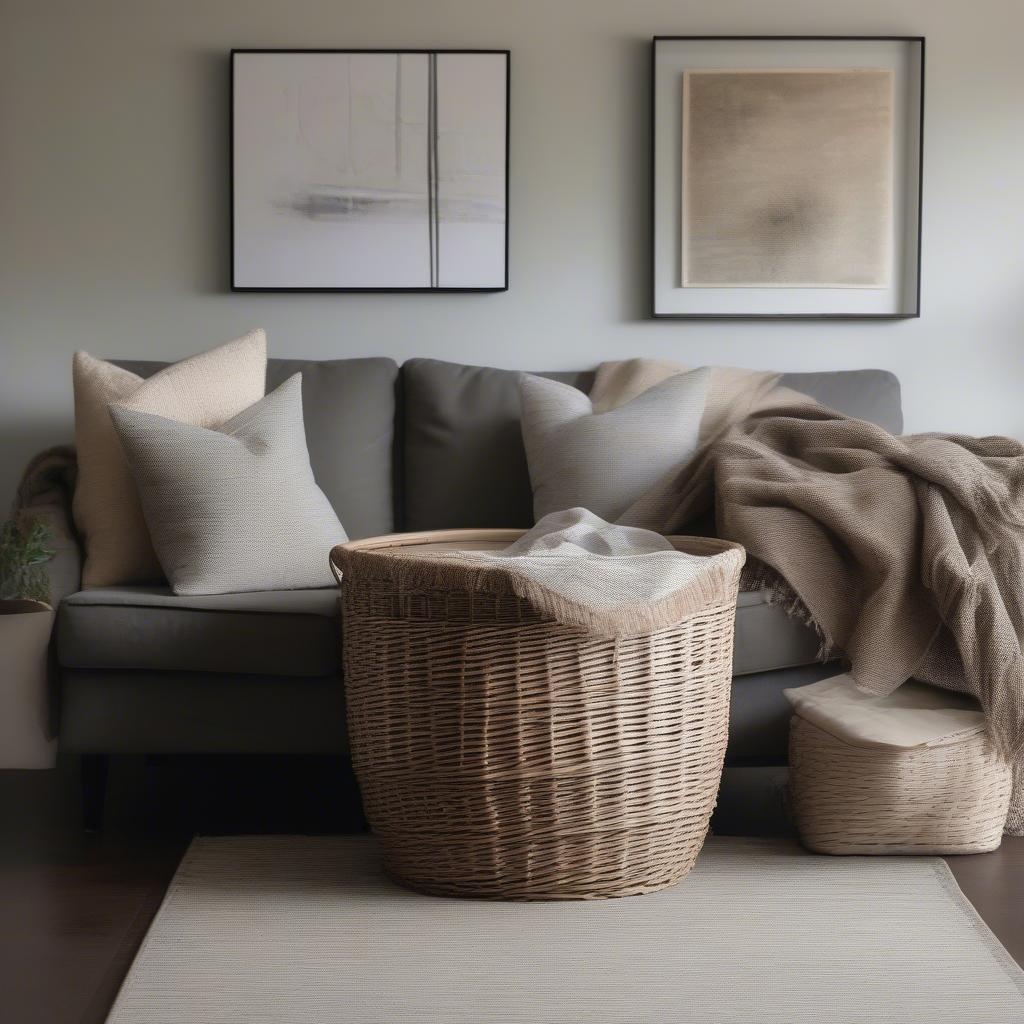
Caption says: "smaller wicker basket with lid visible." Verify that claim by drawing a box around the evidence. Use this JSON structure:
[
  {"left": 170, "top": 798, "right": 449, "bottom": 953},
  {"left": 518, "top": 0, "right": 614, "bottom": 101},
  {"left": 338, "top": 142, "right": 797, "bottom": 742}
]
[
  {"left": 786, "top": 674, "right": 1012, "bottom": 855},
  {"left": 331, "top": 527, "right": 745, "bottom": 900}
]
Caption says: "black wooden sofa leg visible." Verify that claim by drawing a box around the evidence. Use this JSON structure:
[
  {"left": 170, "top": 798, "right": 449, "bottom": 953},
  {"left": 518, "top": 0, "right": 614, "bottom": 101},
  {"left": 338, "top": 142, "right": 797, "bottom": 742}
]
[{"left": 81, "top": 753, "right": 109, "bottom": 832}]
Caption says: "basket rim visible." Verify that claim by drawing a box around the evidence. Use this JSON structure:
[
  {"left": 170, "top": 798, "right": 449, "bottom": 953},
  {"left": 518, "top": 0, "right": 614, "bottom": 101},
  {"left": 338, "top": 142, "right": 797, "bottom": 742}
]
[{"left": 330, "top": 529, "right": 744, "bottom": 577}]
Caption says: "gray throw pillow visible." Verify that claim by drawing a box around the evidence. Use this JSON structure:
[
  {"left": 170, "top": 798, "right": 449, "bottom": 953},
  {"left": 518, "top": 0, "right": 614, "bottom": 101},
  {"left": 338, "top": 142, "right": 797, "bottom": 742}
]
[
  {"left": 109, "top": 374, "right": 347, "bottom": 595},
  {"left": 519, "top": 368, "right": 711, "bottom": 523}
]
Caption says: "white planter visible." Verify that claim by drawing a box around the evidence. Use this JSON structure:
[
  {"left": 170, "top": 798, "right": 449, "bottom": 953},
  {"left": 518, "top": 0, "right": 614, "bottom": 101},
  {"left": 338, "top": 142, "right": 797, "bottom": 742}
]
[{"left": 0, "top": 600, "right": 57, "bottom": 769}]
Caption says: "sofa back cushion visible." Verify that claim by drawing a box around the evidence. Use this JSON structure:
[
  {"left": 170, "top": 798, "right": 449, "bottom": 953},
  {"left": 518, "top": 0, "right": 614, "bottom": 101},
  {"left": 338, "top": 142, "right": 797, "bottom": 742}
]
[
  {"left": 779, "top": 369, "right": 903, "bottom": 436},
  {"left": 115, "top": 356, "right": 397, "bottom": 539},
  {"left": 402, "top": 359, "right": 594, "bottom": 531},
  {"left": 401, "top": 358, "right": 903, "bottom": 532}
]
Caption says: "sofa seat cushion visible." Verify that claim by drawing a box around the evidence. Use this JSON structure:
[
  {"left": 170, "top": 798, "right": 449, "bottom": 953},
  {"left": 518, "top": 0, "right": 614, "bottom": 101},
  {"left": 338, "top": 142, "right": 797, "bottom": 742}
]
[
  {"left": 733, "top": 588, "right": 823, "bottom": 677},
  {"left": 58, "top": 586, "right": 339, "bottom": 677},
  {"left": 58, "top": 583, "right": 816, "bottom": 680}
]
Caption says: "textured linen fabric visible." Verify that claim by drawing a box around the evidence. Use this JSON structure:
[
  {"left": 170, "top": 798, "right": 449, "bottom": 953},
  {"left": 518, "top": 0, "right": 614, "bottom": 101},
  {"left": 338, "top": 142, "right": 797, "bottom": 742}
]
[
  {"left": 390, "top": 507, "right": 744, "bottom": 640},
  {"left": 104, "top": 835, "right": 1024, "bottom": 1024},
  {"left": 109, "top": 374, "right": 346, "bottom": 596},
  {"left": 596, "top": 359, "right": 1024, "bottom": 835},
  {"left": 72, "top": 330, "right": 267, "bottom": 587},
  {"left": 785, "top": 674, "right": 986, "bottom": 750},
  {"left": 591, "top": 360, "right": 815, "bottom": 447},
  {"left": 592, "top": 361, "right": 904, "bottom": 436},
  {"left": 519, "top": 368, "right": 711, "bottom": 522}
]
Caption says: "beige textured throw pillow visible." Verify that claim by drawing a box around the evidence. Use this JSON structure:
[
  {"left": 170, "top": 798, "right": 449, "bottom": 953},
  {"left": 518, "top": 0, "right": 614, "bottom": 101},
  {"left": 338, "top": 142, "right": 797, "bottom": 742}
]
[{"left": 72, "top": 329, "right": 267, "bottom": 587}]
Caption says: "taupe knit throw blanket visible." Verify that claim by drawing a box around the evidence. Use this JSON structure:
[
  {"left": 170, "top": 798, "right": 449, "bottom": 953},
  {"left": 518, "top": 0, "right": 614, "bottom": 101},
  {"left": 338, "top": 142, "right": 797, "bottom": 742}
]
[{"left": 593, "top": 360, "right": 1024, "bottom": 836}]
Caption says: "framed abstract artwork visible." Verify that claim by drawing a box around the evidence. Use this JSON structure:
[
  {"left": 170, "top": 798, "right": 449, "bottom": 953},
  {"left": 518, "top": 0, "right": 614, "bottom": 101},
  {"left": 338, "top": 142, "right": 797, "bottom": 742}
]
[
  {"left": 652, "top": 37, "right": 924, "bottom": 318},
  {"left": 231, "top": 49, "right": 509, "bottom": 291}
]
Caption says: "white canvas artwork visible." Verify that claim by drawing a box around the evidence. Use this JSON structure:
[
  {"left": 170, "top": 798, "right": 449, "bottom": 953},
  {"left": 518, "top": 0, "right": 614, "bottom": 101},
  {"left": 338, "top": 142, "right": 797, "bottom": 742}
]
[{"left": 232, "top": 51, "right": 508, "bottom": 290}]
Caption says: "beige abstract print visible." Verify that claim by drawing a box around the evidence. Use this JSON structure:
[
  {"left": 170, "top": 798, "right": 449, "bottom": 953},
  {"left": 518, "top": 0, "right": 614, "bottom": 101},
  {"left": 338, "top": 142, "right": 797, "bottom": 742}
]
[{"left": 682, "top": 69, "right": 894, "bottom": 288}]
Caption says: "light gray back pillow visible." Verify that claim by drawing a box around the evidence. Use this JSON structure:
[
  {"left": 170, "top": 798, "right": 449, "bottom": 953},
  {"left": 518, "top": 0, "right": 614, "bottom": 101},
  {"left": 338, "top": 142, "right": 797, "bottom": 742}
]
[
  {"left": 110, "top": 374, "right": 347, "bottom": 595},
  {"left": 519, "top": 368, "right": 711, "bottom": 523}
]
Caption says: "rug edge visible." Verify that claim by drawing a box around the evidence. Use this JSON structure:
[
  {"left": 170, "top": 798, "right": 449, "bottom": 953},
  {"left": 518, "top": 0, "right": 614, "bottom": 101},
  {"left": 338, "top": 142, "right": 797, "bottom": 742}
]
[
  {"left": 103, "top": 838, "right": 207, "bottom": 1024},
  {"left": 929, "top": 858, "right": 1024, "bottom": 995}
]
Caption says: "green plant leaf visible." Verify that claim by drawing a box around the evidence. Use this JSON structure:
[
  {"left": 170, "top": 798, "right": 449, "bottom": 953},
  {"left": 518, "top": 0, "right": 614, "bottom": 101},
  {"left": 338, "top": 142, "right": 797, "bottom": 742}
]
[{"left": 0, "top": 516, "right": 54, "bottom": 604}]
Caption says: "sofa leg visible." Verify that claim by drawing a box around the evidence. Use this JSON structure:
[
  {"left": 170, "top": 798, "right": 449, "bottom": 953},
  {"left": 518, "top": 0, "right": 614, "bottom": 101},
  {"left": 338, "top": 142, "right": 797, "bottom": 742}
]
[{"left": 81, "top": 754, "right": 109, "bottom": 832}]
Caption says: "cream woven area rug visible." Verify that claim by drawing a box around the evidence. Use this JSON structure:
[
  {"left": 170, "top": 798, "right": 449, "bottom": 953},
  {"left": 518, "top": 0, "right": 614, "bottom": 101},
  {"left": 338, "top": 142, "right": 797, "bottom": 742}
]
[{"left": 107, "top": 836, "right": 1024, "bottom": 1023}]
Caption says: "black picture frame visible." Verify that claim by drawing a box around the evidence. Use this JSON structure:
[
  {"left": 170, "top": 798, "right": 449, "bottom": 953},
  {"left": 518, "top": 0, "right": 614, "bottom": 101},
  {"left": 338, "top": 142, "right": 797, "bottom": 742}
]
[
  {"left": 651, "top": 36, "right": 925, "bottom": 319},
  {"left": 230, "top": 49, "right": 510, "bottom": 293}
]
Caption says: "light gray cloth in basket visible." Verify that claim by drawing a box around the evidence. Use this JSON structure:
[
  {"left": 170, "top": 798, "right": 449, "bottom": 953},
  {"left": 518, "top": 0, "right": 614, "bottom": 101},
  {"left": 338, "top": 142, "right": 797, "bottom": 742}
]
[{"left": 417, "top": 508, "right": 744, "bottom": 639}]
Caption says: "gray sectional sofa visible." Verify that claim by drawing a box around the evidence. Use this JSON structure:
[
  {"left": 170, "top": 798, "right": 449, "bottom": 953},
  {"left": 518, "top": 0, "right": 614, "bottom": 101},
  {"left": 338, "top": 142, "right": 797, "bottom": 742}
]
[{"left": 41, "top": 356, "right": 903, "bottom": 825}]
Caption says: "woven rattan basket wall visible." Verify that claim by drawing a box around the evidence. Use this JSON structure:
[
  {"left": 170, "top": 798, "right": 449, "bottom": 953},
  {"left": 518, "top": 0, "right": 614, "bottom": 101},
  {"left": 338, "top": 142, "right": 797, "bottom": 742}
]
[
  {"left": 331, "top": 529, "right": 744, "bottom": 900},
  {"left": 788, "top": 714, "right": 1012, "bottom": 855}
]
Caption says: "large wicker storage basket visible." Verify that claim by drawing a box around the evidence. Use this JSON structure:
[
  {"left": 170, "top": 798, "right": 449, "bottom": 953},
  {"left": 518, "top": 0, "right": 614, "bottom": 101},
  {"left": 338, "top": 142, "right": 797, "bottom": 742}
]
[
  {"left": 331, "top": 529, "right": 744, "bottom": 900},
  {"left": 789, "top": 710, "right": 1012, "bottom": 856}
]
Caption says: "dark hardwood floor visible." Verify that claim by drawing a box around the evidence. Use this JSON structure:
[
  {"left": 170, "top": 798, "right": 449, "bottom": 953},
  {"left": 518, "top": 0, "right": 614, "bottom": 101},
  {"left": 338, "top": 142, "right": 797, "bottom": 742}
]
[
  {"left": 1, "top": 757, "right": 1021, "bottom": 1024},
  {"left": 0, "top": 753, "right": 365, "bottom": 1024},
  {"left": 945, "top": 840, "right": 1024, "bottom": 968}
]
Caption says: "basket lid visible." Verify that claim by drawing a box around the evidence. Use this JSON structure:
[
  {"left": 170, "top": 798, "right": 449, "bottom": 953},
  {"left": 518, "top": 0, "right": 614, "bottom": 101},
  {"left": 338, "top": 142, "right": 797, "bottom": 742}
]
[
  {"left": 331, "top": 524, "right": 743, "bottom": 641},
  {"left": 785, "top": 674, "right": 987, "bottom": 750}
]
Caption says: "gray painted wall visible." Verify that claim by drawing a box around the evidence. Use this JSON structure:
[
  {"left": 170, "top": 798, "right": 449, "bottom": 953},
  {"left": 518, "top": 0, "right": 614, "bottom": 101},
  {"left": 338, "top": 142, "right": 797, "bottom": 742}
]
[{"left": 3, "top": 0, "right": 1023, "bottom": 508}]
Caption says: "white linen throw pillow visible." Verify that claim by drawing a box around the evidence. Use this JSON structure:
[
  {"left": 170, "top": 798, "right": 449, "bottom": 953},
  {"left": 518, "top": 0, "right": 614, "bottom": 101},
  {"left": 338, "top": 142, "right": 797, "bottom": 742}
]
[{"left": 109, "top": 374, "right": 347, "bottom": 596}]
